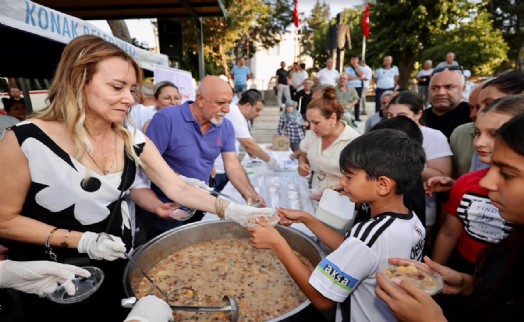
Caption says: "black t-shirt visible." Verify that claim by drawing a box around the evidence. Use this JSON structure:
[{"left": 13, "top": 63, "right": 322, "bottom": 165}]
[
  {"left": 294, "top": 90, "right": 313, "bottom": 115},
  {"left": 422, "top": 101, "right": 471, "bottom": 140},
  {"left": 276, "top": 68, "right": 289, "bottom": 85},
  {"left": 418, "top": 75, "right": 431, "bottom": 86}
]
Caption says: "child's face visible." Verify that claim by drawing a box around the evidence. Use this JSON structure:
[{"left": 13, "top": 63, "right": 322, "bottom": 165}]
[
  {"left": 480, "top": 139, "right": 524, "bottom": 224},
  {"left": 474, "top": 111, "right": 512, "bottom": 164},
  {"left": 286, "top": 105, "right": 294, "bottom": 113},
  {"left": 339, "top": 169, "right": 376, "bottom": 203}
]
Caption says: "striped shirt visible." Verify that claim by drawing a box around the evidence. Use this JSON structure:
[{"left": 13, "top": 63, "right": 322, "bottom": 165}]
[{"left": 310, "top": 212, "right": 425, "bottom": 322}]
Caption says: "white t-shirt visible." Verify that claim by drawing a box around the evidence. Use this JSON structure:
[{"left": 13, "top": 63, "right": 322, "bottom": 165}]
[
  {"left": 290, "top": 70, "right": 309, "bottom": 91},
  {"left": 214, "top": 103, "right": 251, "bottom": 174},
  {"left": 129, "top": 104, "right": 156, "bottom": 131},
  {"left": 421, "top": 126, "right": 453, "bottom": 226},
  {"left": 416, "top": 69, "right": 433, "bottom": 78},
  {"left": 316, "top": 68, "right": 340, "bottom": 86},
  {"left": 310, "top": 212, "right": 425, "bottom": 322},
  {"left": 299, "top": 123, "right": 360, "bottom": 191},
  {"left": 361, "top": 65, "right": 373, "bottom": 88},
  {"left": 421, "top": 126, "right": 453, "bottom": 161},
  {"left": 374, "top": 66, "right": 399, "bottom": 89}
]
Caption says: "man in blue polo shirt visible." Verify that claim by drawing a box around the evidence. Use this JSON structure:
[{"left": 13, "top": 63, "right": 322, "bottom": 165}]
[
  {"left": 231, "top": 57, "right": 252, "bottom": 94},
  {"left": 145, "top": 76, "right": 264, "bottom": 238}
]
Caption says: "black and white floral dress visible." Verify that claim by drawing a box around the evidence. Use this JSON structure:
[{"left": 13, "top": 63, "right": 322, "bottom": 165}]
[{"left": 7, "top": 121, "right": 147, "bottom": 321}]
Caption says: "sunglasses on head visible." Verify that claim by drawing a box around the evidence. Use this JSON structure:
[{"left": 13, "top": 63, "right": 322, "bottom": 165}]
[{"left": 431, "top": 65, "right": 464, "bottom": 76}]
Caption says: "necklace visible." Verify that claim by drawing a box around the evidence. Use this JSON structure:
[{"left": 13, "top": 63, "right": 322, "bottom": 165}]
[{"left": 86, "top": 131, "right": 118, "bottom": 175}]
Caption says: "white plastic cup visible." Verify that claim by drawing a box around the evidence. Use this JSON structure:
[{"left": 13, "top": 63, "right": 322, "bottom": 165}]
[{"left": 315, "top": 189, "right": 355, "bottom": 230}]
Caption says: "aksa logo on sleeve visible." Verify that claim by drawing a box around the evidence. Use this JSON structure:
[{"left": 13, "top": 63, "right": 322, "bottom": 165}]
[{"left": 317, "top": 259, "right": 359, "bottom": 291}]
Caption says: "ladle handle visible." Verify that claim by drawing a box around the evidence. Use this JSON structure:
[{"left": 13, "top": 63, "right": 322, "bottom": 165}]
[
  {"left": 170, "top": 305, "right": 233, "bottom": 313},
  {"left": 97, "top": 233, "right": 170, "bottom": 302},
  {"left": 124, "top": 254, "right": 170, "bottom": 301}
]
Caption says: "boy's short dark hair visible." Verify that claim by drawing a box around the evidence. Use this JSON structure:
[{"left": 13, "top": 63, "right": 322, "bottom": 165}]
[{"left": 339, "top": 129, "right": 426, "bottom": 194}]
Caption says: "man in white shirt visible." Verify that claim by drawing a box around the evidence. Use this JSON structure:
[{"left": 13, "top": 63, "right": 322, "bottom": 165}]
[
  {"left": 359, "top": 59, "right": 373, "bottom": 115},
  {"left": 435, "top": 52, "right": 460, "bottom": 69},
  {"left": 289, "top": 62, "right": 309, "bottom": 99},
  {"left": 315, "top": 58, "right": 340, "bottom": 87},
  {"left": 213, "top": 89, "right": 277, "bottom": 191},
  {"left": 373, "top": 55, "right": 399, "bottom": 112}
]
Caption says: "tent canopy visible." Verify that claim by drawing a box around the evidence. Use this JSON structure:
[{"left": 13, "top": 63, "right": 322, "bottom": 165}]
[
  {"left": 0, "top": 0, "right": 172, "bottom": 78},
  {"left": 34, "top": 0, "right": 226, "bottom": 20}
]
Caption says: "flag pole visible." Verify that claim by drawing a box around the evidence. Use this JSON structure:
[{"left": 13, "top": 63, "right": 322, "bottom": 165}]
[
  {"left": 362, "top": 36, "right": 366, "bottom": 62},
  {"left": 362, "top": 1, "right": 369, "bottom": 61}
]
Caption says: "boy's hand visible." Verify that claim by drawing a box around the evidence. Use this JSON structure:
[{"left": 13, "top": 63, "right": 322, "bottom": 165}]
[
  {"left": 277, "top": 207, "right": 308, "bottom": 224},
  {"left": 248, "top": 219, "right": 285, "bottom": 250}
]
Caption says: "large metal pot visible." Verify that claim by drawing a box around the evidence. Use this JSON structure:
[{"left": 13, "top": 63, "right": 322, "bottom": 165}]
[{"left": 123, "top": 220, "right": 325, "bottom": 321}]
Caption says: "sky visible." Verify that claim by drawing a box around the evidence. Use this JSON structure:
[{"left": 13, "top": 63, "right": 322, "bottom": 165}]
[{"left": 90, "top": 0, "right": 363, "bottom": 48}]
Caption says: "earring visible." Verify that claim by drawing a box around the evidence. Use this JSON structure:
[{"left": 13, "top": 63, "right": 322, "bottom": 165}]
[{"left": 331, "top": 122, "right": 335, "bottom": 128}]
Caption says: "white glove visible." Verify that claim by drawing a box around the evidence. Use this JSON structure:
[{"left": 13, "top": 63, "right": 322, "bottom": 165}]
[
  {"left": 178, "top": 175, "right": 213, "bottom": 192},
  {"left": 124, "top": 295, "right": 174, "bottom": 322},
  {"left": 0, "top": 260, "right": 91, "bottom": 297},
  {"left": 267, "top": 157, "right": 281, "bottom": 171},
  {"left": 225, "top": 203, "right": 276, "bottom": 227},
  {"left": 78, "top": 232, "right": 127, "bottom": 261}
]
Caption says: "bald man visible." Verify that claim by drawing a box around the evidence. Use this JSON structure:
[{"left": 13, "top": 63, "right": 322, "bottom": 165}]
[{"left": 145, "top": 76, "right": 264, "bottom": 237}]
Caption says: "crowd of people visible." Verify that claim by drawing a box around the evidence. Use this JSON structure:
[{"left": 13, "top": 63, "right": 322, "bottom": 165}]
[
  {"left": 2, "top": 34, "right": 524, "bottom": 322},
  {"left": 235, "top": 51, "right": 524, "bottom": 322}
]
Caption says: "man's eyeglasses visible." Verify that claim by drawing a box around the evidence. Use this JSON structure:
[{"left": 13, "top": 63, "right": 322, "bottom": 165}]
[{"left": 431, "top": 65, "right": 464, "bottom": 76}]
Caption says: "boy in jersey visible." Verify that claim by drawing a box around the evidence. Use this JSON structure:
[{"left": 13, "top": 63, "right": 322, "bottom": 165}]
[{"left": 248, "top": 129, "right": 426, "bottom": 322}]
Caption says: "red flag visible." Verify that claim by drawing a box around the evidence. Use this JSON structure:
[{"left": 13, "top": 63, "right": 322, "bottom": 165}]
[
  {"left": 362, "top": 2, "right": 370, "bottom": 39},
  {"left": 293, "top": 0, "right": 300, "bottom": 28}
]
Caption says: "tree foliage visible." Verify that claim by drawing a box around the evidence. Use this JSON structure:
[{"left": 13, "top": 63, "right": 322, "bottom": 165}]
[
  {"left": 421, "top": 11, "right": 508, "bottom": 76},
  {"left": 300, "top": 0, "right": 331, "bottom": 71},
  {"left": 487, "top": 0, "right": 524, "bottom": 69},
  {"left": 179, "top": 0, "right": 293, "bottom": 79},
  {"left": 299, "top": 1, "right": 507, "bottom": 86}
]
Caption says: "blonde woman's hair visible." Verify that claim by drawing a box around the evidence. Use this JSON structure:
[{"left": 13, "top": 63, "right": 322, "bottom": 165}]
[{"left": 35, "top": 35, "right": 144, "bottom": 172}]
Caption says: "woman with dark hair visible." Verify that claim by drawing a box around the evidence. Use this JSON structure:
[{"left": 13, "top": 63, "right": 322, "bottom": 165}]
[
  {"left": 376, "top": 110, "right": 524, "bottom": 322},
  {"left": 387, "top": 91, "right": 452, "bottom": 232},
  {"left": 478, "top": 71, "right": 524, "bottom": 109},
  {"left": 142, "top": 81, "right": 181, "bottom": 132},
  {"left": 297, "top": 86, "right": 360, "bottom": 205}
]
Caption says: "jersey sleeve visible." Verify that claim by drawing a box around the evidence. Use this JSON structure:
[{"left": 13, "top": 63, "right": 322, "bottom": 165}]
[{"left": 309, "top": 237, "right": 377, "bottom": 302}]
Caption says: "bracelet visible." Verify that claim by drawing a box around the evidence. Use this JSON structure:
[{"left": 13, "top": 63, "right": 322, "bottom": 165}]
[
  {"left": 45, "top": 227, "right": 59, "bottom": 262},
  {"left": 214, "top": 198, "right": 226, "bottom": 220},
  {"left": 61, "top": 229, "right": 72, "bottom": 248}
]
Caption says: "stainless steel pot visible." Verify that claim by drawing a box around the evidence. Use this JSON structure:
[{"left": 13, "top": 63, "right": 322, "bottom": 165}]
[{"left": 123, "top": 220, "right": 325, "bottom": 321}]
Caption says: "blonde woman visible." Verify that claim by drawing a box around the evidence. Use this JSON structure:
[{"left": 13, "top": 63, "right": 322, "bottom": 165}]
[{"left": 0, "top": 35, "right": 271, "bottom": 321}]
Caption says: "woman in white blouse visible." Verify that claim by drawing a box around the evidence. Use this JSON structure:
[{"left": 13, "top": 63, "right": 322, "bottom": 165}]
[{"left": 298, "top": 86, "right": 360, "bottom": 205}]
